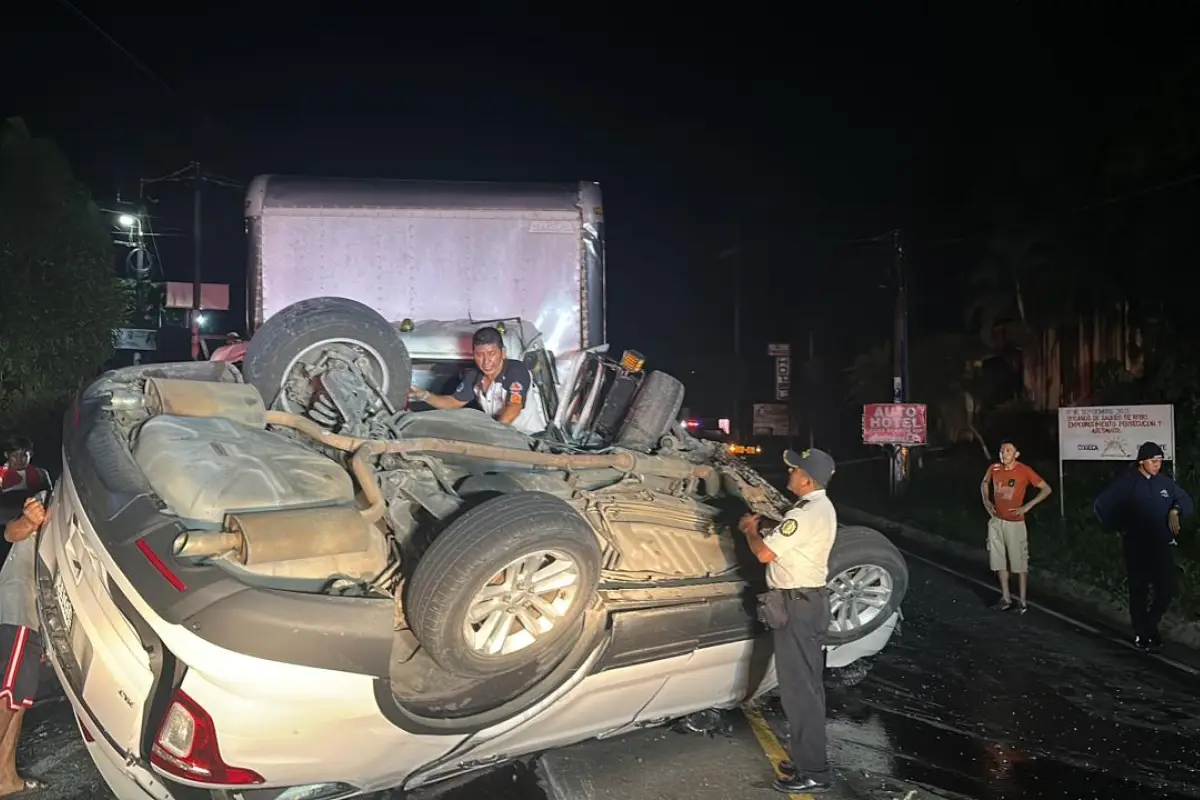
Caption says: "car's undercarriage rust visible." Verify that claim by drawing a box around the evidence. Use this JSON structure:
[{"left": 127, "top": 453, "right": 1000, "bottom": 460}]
[{"left": 262, "top": 410, "right": 718, "bottom": 524}]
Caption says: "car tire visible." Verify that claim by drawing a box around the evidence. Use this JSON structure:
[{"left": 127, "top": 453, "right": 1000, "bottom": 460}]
[
  {"left": 406, "top": 492, "right": 602, "bottom": 679},
  {"left": 614, "top": 371, "right": 685, "bottom": 453},
  {"left": 242, "top": 296, "right": 412, "bottom": 411},
  {"left": 825, "top": 526, "right": 908, "bottom": 645}
]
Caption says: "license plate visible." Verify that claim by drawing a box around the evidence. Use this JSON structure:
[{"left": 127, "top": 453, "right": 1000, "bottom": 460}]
[{"left": 54, "top": 570, "right": 74, "bottom": 632}]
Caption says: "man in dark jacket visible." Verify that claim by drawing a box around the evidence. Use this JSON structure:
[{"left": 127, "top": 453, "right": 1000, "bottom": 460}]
[{"left": 1093, "top": 441, "right": 1193, "bottom": 652}]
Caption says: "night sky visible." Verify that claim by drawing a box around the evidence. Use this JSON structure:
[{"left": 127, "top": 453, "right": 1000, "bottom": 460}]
[{"left": 4, "top": 4, "right": 1192, "bottom": 430}]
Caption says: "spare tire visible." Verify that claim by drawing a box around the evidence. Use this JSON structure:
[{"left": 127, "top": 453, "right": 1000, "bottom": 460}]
[
  {"left": 242, "top": 296, "right": 412, "bottom": 411},
  {"left": 406, "top": 492, "right": 601, "bottom": 679},
  {"left": 825, "top": 525, "right": 908, "bottom": 645},
  {"left": 614, "top": 371, "right": 685, "bottom": 452}
]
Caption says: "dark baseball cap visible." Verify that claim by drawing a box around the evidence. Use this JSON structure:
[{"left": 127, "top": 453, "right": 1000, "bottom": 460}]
[
  {"left": 1137, "top": 441, "right": 1165, "bottom": 461},
  {"left": 783, "top": 448, "right": 836, "bottom": 487}
]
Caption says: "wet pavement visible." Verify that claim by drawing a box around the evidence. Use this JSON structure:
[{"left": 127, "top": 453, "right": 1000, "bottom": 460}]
[{"left": 18, "top": 554, "right": 1200, "bottom": 799}]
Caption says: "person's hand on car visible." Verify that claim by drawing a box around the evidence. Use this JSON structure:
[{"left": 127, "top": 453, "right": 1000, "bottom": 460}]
[
  {"left": 408, "top": 387, "right": 429, "bottom": 403},
  {"left": 22, "top": 497, "right": 46, "bottom": 528},
  {"left": 738, "top": 513, "right": 760, "bottom": 536}
]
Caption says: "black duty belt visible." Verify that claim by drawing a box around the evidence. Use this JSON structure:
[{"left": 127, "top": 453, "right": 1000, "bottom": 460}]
[{"left": 778, "top": 587, "right": 828, "bottom": 599}]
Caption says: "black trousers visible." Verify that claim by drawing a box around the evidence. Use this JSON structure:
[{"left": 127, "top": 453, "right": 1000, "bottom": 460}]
[
  {"left": 1123, "top": 536, "right": 1176, "bottom": 640},
  {"left": 772, "top": 588, "right": 831, "bottom": 780}
]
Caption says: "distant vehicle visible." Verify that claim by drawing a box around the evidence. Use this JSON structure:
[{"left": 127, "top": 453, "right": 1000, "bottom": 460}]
[{"left": 38, "top": 297, "right": 908, "bottom": 799}]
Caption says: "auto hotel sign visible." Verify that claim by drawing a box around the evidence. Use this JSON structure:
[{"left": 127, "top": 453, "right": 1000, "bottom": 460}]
[{"left": 862, "top": 403, "right": 928, "bottom": 446}]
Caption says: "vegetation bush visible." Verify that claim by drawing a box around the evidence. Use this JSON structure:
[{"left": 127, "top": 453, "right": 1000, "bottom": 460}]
[{"left": 0, "top": 118, "right": 129, "bottom": 437}]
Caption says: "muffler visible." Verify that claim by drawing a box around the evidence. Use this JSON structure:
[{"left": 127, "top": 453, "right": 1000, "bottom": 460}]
[
  {"left": 173, "top": 506, "right": 388, "bottom": 581},
  {"left": 143, "top": 377, "right": 267, "bottom": 428}
]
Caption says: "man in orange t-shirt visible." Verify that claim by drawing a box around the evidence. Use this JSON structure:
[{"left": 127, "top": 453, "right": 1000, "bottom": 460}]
[{"left": 980, "top": 440, "right": 1053, "bottom": 613}]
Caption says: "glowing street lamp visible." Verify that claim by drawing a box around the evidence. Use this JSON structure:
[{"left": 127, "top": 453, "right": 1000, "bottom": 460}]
[{"left": 117, "top": 214, "right": 137, "bottom": 228}]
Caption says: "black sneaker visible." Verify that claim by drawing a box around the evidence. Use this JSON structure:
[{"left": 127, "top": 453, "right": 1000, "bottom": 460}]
[
  {"left": 1133, "top": 636, "right": 1151, "bottom": 652},
  {"left": 1016, "top": 602, "right": 1028, "bottom": 615},
  {"left": 994, "top": 598, "right": 1013, "bottom": 611},
  {"left": 1146, "top": 634, "right": 1164, "bottom": 653}
]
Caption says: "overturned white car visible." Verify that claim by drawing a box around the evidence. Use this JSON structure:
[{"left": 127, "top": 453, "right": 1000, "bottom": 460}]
[{"left": 37, "top": 297, "right": 907, "bottom": 800}]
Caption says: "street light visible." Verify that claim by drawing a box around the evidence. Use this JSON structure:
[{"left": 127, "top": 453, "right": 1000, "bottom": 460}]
[{"left": 117, "top": 214, "right": 137, "bottom": 228}]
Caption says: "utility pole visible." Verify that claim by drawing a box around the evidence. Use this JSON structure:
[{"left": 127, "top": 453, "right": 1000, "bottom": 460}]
[
  {"left": 139, "top": 162, "right": 244, "bottom": 360},
  {"left": 719, "top": 227, "right": 743, "bottom": 441},
  {"left": 191, "top": 163, "right": 203, "bottom": 360},
  {"left": 808, "top": 328, "right": 815, "bottom": 451},
  {"left": 733, "top": 226, "right": 742, "bottom": 442},
  {"left": 890, "top": 229, "right": 910, "bottom": 496}
]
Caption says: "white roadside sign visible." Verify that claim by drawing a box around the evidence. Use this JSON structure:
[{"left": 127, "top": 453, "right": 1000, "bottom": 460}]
[{"left": 1057, "top": 404, "right": 1175, "bottom": 461}]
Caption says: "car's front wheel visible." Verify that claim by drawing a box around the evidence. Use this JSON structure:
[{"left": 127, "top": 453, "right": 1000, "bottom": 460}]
[
  {"left": 405, "top": 492, "right": 602, "bottom": 679},
  {"left": 825, "top": 526, "right": 908, "bottom": 645}
]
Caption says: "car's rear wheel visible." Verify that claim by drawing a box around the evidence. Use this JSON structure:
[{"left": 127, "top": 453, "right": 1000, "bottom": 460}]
[
  {"left": 242, "top": 296, "right": 413, "bottom": 413},
  {"left": 406, "top": 492, "right": 602, "bottom": 679},
  {"left": 825, "top": 526, "right": 908, "bottom": 645}
]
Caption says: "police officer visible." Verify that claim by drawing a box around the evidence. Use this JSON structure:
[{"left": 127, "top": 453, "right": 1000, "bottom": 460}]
[
  {"left": 1093, "top": 441, "right": 1194, "bottom": 652},
  {"left": 739, "top": 448, "right": 837, "bottom": 794}
]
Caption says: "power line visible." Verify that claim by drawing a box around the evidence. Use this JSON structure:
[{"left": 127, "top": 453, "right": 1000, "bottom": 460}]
[
  {"left": 141, "top": 164, "right": 196, "bottom": 185},
  {"left": 54, "top": 0, "right": 183, "bottom": 103},
  {"left": 54, "top": 0, "right": 230, "bottom": 138},
  {"left": 1075, "top": 169, "right": 1200, "bottom": 213}
]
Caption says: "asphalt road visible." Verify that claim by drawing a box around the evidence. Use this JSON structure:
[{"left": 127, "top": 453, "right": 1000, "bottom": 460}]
[{"left": 17, "top": 553, "right": 1200, "bottom": 800}]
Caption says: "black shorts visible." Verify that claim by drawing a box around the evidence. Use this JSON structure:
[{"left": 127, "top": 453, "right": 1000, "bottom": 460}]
[{"left": 0, "top": 624, "right": 42, "bottom": 712}]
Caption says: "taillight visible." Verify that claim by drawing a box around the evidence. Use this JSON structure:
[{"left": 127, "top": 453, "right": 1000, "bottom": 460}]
[
  {"left": 136, "top": 538, "right": 187, "bottom": 592},
  {"left": 150, "top": 690, "right": 264, "bottom": 785}
]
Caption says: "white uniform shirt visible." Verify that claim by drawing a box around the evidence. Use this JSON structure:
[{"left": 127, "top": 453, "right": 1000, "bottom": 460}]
[
  {"left": 453, "top": 360, "right": 546, "bottom": 435},
  {"left": 474, "top": 380, "right": 545, "bottom": 434},
  {"left": 761, "top": 489, "right": 837, "bottom": 589}
]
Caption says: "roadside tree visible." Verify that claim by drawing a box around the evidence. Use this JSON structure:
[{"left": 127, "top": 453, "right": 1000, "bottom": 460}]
[{"left": 0, "top": 117, "right": 130, "bottom": 430}]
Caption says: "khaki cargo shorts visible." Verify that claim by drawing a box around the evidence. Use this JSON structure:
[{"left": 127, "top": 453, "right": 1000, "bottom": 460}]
[{"left": 987, "top": 517, "right": 1029, "bottom": 573}]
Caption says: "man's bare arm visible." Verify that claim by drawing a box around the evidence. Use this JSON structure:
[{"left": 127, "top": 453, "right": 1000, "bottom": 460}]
[
  {"left": 5, "top": 516, "right": 36, "bottom": 543},
  {"left": 409, "top": 389, "right": 468, "bottom": 410},
  {"left": 980, "top": 471, "right": 997, "bottom": 517},
  {"left": 5, "top": 499, "right": 45, "bottom": 543},
  {"left": 496, "top": 400, "right": 523, "bottom": 424},
  {"left": 739, "top": 513, "right": 776, "bottom": 564},
  {"left": 1020, "top": 480, "right": 1053, "bottom": 514}
]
